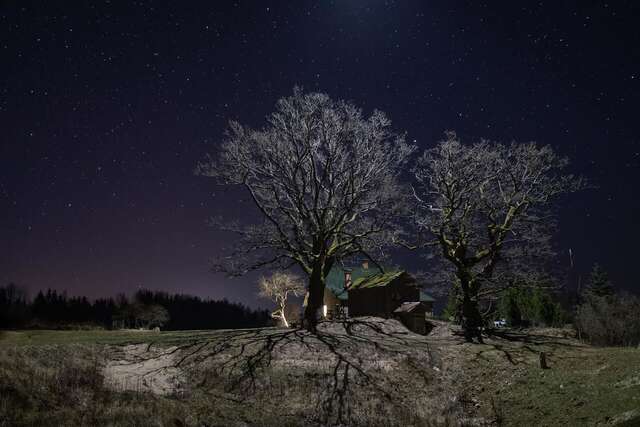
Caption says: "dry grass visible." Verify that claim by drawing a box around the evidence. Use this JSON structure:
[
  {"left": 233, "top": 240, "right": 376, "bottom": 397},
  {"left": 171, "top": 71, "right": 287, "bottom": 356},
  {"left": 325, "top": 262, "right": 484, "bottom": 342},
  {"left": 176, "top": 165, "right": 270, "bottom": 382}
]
[
  {"left": 0, "top": 319, "right": 465, "bottom": 426},
  {"left": 3, "top": 320, "right": 637, "bottom": 426},
  {"left": 0, "top": 345, "right": 188, "bottom": 426},
  {"left": 431, "top": 326, "right": 640, "bottom": 426}
]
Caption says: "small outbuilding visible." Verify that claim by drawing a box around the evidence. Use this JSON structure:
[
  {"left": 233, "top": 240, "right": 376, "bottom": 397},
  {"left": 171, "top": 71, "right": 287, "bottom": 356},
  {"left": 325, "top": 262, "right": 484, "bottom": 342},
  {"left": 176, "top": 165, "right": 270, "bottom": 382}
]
[{"left": 394, "top": 302, "right": 430, "bottom": 334}]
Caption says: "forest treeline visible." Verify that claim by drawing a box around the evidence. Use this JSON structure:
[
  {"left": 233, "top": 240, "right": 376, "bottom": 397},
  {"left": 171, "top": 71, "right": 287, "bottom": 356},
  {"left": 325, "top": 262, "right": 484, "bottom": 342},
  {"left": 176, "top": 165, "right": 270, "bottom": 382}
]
[{"left": 0, "top": 284, "right": 271, "bottom": 330}]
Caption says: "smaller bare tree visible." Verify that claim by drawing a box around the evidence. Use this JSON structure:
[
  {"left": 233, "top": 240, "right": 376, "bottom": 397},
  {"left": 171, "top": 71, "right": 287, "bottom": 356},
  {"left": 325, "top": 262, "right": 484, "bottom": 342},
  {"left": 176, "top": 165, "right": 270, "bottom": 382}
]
[
  {"left": 409, "top": 131, "right": 585, "bottom": 341},
  {"left": 258, "top": 272, "right": 305, "bottom": 328}
]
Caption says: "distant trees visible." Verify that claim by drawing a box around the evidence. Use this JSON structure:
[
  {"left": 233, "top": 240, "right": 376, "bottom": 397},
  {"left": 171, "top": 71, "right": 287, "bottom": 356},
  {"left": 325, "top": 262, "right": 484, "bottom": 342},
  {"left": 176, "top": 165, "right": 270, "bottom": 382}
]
[
  {"left": 497, "top": 287, "right": 568, "bottom": 327},
  {"left": 0, "top": 283, "right": 29, "bottom": 328},
  {"left": 113, "top": 302, "right": 170, "bottom": 329},
  {"left": 130, "top": 289, "right": 270, "bottom": 330},
  {"left": 576, "top": 293, "right": 640, "bottom": 347},
  {"left": 0, "top": 284, "right": 270, "bottom": 330},
  {"left": 198, "top": 88, "right": 414, "bottom": 331},
  {"left": 140, "top": 304, "right": 170, "bottom": 329},
  {"left": 31, "top": 289, "right": 94, "bottom": 326},
  {"left": 584, "top": 263, "right": 614, "bottom": 299},
  {"left": 409, "top": 132, "right": 584, "bottom": 341},
  {"left": 575, "top": 264, "right": 640, "bottom": 346},
  {"left": 258, "top": 272, "right": 305, "bottom": 327}
]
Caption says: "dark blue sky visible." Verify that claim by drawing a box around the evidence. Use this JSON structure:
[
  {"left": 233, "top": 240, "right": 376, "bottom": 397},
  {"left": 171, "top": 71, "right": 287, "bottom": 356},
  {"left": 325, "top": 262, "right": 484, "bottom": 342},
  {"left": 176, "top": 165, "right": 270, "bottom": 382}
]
[{"left": 2, "top": 1, "right": 639, "bottom": 307}]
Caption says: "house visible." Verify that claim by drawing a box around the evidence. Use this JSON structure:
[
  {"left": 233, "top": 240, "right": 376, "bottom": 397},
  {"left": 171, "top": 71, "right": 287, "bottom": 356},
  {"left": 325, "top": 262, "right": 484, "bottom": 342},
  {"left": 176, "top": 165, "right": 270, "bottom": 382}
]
[
  {"left": 347, "top": 270, "right": 435, "bottom": 333},
  {"left": 348, "top": 270, "right": 433, "bottom": 317},
  {"left": 302, "top": 261, "right": 436, "bottom": 333},
  {"left": 319, "top": 260, "right": 381, "bottom": 318}
]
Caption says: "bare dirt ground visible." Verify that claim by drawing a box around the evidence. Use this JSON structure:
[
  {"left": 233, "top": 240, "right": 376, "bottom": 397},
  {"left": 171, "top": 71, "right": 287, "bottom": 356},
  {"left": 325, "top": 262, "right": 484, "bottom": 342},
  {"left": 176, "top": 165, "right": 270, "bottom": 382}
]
[
  {"left": 99, "top": 319, "right": 571, "bottom": 425},
  {"left": 100, "top": 317, "right": 473, "bottom": 426},
  {"left": 103, "top": 344, "right": 183, "bottom": 395}
]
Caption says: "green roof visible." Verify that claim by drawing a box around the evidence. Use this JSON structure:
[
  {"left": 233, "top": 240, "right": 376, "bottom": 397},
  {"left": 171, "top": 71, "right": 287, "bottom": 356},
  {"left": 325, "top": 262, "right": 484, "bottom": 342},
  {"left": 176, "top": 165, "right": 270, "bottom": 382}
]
[
  {"left": 325, "top": 266, "right": 436, "bottom": 303},
  {"left": 350, "top": 270, "right": 436, "bottom": 302},
  {"left": 325, "top": 264, "right": 382, "bottom": 300},
  {"left": 420, "top": 290, "right": 435, "bottom": 302},
  {"left": 350, "top": 270, "right": 404, "bottom": 289}
]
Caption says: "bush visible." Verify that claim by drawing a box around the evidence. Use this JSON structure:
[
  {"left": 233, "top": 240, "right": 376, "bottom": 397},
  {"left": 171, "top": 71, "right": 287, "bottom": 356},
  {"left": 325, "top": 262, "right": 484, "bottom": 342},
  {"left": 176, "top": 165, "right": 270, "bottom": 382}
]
[
  {"left": 497, "top": 287, "right": 568, "bottom": 328},
  {"left": 575, "top": 293, "right": 640, "bottom": 347}
]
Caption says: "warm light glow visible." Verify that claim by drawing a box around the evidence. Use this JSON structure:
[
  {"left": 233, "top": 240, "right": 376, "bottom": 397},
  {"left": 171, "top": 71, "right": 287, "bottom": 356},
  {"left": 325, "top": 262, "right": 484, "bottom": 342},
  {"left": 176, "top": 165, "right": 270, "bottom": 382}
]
[{"left": 322, "top": 304, "right": 328, "bottom": 318}]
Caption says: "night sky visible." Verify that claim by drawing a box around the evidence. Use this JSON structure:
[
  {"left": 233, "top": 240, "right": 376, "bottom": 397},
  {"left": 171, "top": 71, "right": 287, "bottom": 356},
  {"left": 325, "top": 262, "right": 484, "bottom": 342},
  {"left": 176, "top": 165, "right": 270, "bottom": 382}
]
[{"left": 2, "top": 1, "right": 639, "bottom": 308}]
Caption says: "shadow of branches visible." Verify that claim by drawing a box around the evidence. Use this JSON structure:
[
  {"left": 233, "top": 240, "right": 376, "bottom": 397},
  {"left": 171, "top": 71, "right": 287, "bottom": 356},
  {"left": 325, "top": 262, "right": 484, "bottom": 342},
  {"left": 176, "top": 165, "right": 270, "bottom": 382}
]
[
  {"left": 116, "top": 318, "right": 457, "bottom": 426},
  {"left": 469, "top": 328, "right": 587, "bottom": 368}
]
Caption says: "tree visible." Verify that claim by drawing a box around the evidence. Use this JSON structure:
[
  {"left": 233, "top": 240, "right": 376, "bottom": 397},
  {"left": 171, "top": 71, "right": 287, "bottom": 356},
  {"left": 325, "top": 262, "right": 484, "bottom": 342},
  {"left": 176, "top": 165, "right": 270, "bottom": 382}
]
[
  {"left": 197, "top": 88, "right": 414, "bottom": 331},
  {"left": 584, "top": 263, "right": 614, "bottom": 298},
  {"left": 139, "top": 304, "right": 170, "bottom": 329},
  {"left": 441, "top": 281, "right": 462, "bottom": 322},
  {"left": 0, "top": 283, "right": 29, "bottom": 328},
  {"left": 497, "top": 287, "right": 567, "bottom": 327},
  {"left": 258, "top": 272, "right": 305, "bottom": 327},
  {"left": 410, "top": 132, "right": 584, "bottom": 341}
]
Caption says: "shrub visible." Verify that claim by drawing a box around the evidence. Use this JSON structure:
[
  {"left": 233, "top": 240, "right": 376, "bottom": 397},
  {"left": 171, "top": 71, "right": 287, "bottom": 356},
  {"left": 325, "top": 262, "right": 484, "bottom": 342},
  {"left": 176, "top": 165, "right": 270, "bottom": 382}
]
[
  {"left": 575, "top": 293, "right": 640, "bottom": 347},
  {"left": 497, "top": 287, "right": 568, "bottom": 328}
]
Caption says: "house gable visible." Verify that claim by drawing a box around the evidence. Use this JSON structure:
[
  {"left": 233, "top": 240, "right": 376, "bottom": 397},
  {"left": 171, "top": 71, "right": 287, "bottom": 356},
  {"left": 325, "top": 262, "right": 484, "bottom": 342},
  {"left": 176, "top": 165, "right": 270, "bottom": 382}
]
[{"left": 324, "top": 263, "right": 382, "bottom": 301}]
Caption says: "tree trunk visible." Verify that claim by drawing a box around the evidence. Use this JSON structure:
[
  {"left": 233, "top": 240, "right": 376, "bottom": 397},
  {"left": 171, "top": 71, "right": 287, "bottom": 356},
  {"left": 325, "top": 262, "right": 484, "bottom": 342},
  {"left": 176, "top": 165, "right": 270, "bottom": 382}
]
[
  {"left": 303, "top": 263, "right": 325, "bottom": 333},
  {"left": 278, "top": 302, "right": 290, "bottom": 328},
  {"left": 459, "top": 274, "right": 484, "bottom": 343}
]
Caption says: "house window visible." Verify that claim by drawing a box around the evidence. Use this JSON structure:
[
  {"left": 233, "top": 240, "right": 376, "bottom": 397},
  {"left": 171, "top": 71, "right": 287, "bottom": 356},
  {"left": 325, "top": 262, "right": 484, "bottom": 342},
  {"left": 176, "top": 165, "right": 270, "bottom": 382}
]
[
  {"left": 344, "top": 272, "right": 352, "bottom": 288},
  {"left": 323, "top": 304, "right": 328, "bottom": 318}
]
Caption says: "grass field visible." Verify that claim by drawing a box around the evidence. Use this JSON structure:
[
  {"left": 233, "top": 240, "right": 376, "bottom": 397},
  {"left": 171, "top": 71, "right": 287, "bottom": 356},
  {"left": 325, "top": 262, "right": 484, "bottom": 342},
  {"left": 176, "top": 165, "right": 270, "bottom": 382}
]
[
  {"left": 0, "top": 328, "right": 259, "bottom": 346},
  {"left": 1, "top": 322, "right": 639, "bottom": 426},
  {"left": 1, "top": 320, "right": 458, "bottom": 426},
  {"left": 440, "top": 329, "right": 640, "bottom": 426}
]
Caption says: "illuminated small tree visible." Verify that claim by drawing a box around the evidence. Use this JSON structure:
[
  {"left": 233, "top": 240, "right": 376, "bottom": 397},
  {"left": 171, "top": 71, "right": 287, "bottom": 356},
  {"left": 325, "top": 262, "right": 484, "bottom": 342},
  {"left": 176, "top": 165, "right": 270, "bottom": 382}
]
[{"left": 258, "top": 272, "right": 305, "bottom": 328}]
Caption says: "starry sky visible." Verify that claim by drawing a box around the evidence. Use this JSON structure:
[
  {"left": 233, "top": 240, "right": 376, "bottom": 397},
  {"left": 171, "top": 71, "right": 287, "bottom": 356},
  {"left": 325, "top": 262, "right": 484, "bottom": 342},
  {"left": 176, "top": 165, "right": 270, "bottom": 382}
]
[{"left": 2, "top": 1, "right": 639, "bottom": 307}]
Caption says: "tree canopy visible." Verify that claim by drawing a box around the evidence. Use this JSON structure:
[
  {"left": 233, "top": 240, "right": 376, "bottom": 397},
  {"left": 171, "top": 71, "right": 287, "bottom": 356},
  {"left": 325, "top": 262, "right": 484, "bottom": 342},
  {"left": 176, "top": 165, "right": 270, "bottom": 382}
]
[
  {"left": 410, "top": 132, "right": 584, "bottom": 340},
  {"left": 198, "top": 88, "right": 414, "bottom": 329}
]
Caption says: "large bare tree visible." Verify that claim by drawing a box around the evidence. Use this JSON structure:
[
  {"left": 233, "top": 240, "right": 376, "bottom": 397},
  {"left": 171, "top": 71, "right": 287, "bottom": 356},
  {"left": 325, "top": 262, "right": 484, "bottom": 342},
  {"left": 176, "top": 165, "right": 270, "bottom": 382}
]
[
  {"left": 410, "top": 132, "right": 584, "bottom": 341},
  {"left": 197, "top": 88, "right": 414, "bottom": 331}
]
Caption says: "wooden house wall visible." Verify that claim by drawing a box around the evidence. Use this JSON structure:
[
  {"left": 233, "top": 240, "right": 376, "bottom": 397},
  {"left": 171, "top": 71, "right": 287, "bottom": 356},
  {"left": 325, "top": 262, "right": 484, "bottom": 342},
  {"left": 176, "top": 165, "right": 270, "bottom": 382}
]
[
  {"left": 349, "top": 276, "right": 422, "bottom": 318},
  {"left": 348, "top": 287, "right": 386, "bottom": 317}
]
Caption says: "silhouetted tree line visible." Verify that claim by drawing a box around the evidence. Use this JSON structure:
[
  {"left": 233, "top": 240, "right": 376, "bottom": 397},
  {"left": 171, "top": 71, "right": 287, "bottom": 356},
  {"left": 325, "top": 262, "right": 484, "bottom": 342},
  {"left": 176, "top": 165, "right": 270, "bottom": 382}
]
[{"left": 0, "top": 284, "right": 270, "bottom": 330}]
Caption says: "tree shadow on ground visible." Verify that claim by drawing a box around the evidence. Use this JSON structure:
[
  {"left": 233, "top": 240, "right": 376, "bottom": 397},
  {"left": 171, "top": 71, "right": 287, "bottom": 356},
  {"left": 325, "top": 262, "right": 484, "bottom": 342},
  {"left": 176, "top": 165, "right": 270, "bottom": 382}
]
[
  {"left": 116, "top": 318, "right": 455, "bottom": 426},
  {"left": 469, "top": 328, "right": 587, "bottom": 367}
]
